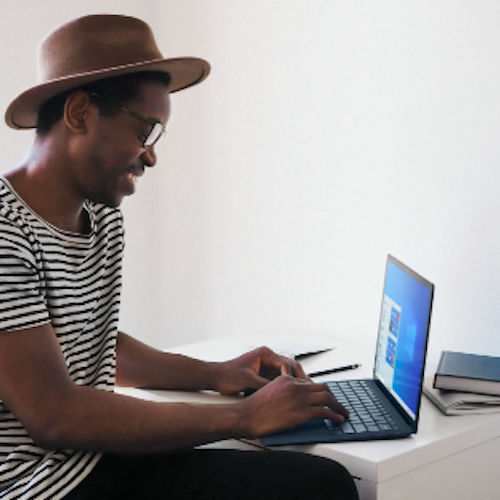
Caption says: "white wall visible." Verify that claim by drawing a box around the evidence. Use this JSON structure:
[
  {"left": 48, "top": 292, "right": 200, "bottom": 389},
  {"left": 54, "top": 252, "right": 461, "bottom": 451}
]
[
  {"left": 123, "top": 0, "right": 500, "bottom": 362},
  {"left": 2, "top": 2, "right": 500, "bottom": 363}
]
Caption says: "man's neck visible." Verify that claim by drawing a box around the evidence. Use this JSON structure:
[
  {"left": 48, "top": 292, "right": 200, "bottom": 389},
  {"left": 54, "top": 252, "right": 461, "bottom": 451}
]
[{"left": 5, "top": 143, "right": 89, "bottom": 234}]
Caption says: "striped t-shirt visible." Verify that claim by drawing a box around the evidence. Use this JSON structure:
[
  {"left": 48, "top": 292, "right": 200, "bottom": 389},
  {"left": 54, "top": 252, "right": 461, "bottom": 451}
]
[{"left": 0, "top": 178, "right": 124, "bottom": 499}]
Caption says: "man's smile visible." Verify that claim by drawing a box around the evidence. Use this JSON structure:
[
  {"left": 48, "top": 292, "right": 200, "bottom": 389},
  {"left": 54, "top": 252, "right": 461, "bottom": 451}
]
[{"left": 126, "top": 172, "right": 138, "bottom": 185}]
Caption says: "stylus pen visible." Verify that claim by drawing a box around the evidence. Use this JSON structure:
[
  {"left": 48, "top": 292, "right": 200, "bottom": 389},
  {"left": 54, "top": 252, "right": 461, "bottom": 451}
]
[
  {"left": 294, "top": 348, "right": 332, "bottom": 361},
  {"left": 307, "top": 363, "right": 361, "bottom": 378}
]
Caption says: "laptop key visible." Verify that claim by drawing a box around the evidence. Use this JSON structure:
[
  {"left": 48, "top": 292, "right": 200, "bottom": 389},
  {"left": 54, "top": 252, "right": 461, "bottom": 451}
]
[
  {"left": 325, "top": 420, "right": 361, "bottom": 435},
  {"left": 340, "top": 422, "right": 356, "bottom": 434},
  {"left": 325, "top": 420, "right": 342, "bottom": 434},
  {"left": 352, "top": 423, "right": 367, "bottom": 433},
  {"left": 361, "top": 418, "right": 376, "bottom": 426}
]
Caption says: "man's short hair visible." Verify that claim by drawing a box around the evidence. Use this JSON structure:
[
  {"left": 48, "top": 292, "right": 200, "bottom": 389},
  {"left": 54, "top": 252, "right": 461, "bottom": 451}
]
[{"left": 36, "top": 71, "right": 171, "bottom": 135}]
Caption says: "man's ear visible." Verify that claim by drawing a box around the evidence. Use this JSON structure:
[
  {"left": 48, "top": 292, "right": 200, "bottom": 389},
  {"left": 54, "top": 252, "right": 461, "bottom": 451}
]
[{"left": 63, "top": 91, "right": 92, "bottom": 133}]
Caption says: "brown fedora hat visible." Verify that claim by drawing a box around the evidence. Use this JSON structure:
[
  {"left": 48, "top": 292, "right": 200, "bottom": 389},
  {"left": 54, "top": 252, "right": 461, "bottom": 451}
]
[{"left": 5, "top": 14, "right": 211, "bottom": 129}]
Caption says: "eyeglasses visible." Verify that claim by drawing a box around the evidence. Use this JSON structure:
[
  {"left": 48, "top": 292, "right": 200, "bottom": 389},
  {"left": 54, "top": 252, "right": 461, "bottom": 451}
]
[{"left": 88, "top": 92, "right": 166, "bottom": 149}]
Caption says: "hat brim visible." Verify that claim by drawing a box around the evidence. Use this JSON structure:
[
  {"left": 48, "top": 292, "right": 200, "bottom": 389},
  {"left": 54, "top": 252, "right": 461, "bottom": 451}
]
[{"left": 5, "top": 57, "right": 210, "bottom": 129}]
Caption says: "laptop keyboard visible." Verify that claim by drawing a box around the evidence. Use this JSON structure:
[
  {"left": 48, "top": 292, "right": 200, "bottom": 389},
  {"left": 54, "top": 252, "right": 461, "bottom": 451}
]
[{"left": 325, "top": 380, "right": 400, "bottom": 435}]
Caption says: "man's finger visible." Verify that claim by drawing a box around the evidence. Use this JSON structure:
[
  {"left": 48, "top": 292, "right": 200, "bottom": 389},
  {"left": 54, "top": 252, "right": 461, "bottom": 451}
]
[{"left": 268, "top": 353, "right": 306, "bottom": 379}]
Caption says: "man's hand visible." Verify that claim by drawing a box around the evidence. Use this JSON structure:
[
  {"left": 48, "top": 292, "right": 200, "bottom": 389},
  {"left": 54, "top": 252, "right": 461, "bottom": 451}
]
[
  {"left": 236, "top": 375, "right": 349, "bottom": 439},
  {"left": 213, "top": 346, "right": 307, "bottom": 396},
  {"left": 211, "top": 346, "right": 349, "bottom": 439}
]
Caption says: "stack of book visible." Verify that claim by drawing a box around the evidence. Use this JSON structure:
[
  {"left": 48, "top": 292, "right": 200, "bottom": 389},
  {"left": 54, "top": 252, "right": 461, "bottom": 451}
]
[{"left": 424, "top": 351, "right": 500, "bottom": 415}]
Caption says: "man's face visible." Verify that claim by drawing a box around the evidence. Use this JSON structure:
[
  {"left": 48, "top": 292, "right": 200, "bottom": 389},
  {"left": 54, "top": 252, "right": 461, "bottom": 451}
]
[{"left": 77, "top": 81, "right": 171, "bottom": 208}]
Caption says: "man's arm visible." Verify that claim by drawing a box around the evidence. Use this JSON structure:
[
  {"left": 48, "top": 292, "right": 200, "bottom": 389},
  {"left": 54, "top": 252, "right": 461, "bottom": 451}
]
[
  {"left": 115, "top": 331, "right": 306, "bottom": 394},
  {"left": 0, "top": 325, "right": 347, "bottom": 455},
  {"left": 115, "top": 331, "right": 221, "bottom": 390}
]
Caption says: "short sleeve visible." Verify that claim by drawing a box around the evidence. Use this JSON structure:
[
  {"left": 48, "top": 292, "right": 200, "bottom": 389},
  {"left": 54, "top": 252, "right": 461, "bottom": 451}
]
[{"left": 0, "top": 209, "right": 50, "bottom": 332}]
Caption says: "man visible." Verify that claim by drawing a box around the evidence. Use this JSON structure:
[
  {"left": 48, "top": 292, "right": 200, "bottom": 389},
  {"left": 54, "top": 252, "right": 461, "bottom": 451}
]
[{"left": 0, "top": 14, "right": 358, "bottom": 500}]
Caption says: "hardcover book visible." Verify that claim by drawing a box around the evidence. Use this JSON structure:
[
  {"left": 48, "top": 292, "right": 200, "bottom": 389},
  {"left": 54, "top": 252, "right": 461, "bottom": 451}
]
[{"left": 433, "top": 351, "right": 500, "bottom": 396}]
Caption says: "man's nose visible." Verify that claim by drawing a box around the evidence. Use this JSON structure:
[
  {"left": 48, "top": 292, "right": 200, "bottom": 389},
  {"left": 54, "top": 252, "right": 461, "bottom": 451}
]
[{"left": 141, "top": 145, "right": 157, "bottom": 167}]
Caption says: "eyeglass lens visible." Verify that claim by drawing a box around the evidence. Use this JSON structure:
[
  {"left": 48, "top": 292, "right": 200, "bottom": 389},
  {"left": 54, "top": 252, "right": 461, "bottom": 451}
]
[{"left": 144, "top": 122, "right": 165, "bottom": 148}]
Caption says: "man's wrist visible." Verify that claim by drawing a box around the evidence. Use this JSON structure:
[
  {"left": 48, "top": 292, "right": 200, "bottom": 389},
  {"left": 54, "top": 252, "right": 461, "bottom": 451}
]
[{"left": 204, "top": 360, "right": 224, "bottom": 393}]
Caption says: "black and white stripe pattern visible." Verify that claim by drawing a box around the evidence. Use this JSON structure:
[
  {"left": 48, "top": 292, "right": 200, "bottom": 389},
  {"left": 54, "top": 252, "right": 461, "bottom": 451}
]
[{"left": 0, "top": 179, "right": 123, "bottom": 499}]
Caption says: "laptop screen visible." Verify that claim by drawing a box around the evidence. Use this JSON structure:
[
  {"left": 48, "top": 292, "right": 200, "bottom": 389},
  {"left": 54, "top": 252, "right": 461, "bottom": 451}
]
[{"left": 374, "top": 255, "right": 434, "bottom": 421}]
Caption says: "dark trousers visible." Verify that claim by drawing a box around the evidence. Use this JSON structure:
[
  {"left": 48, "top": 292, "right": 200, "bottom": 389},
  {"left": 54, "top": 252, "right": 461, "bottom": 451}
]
[{"left": 64, "top": 448, "right": 359, "bottom": 500}]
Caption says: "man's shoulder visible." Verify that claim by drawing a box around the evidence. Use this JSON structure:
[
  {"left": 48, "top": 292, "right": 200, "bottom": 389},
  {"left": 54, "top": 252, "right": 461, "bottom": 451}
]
[
  {"left": 87, "top": 201, "right": 124, "bottom": 227},
  {"left": 0, "top": 186, "right": 37, "bottom": 257},
  {"left": 0, "top": 179, "right": 28, "bottom": 228}
]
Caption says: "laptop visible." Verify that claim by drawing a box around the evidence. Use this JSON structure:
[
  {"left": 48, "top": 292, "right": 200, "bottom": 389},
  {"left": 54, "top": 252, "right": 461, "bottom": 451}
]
[{"left": 261, "top": 255, "right": 434, "bottom": 446}]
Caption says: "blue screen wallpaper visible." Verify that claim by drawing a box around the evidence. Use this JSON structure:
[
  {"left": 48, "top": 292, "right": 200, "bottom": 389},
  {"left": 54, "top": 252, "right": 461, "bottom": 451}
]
[{"left": 381, "top": 260, "right": 433, "bottom": 415}]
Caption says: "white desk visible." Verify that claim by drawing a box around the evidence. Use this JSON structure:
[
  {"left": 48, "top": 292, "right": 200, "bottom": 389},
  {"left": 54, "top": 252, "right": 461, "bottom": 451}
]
[{"left": 118, "top": 336, "right": 500, "bottom": 500}]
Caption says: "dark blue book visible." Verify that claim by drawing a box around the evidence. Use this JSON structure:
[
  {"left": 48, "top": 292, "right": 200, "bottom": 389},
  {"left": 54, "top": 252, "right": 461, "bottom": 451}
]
[{"left": 433, "top": 351, "right": 500, "bottom": 396}]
